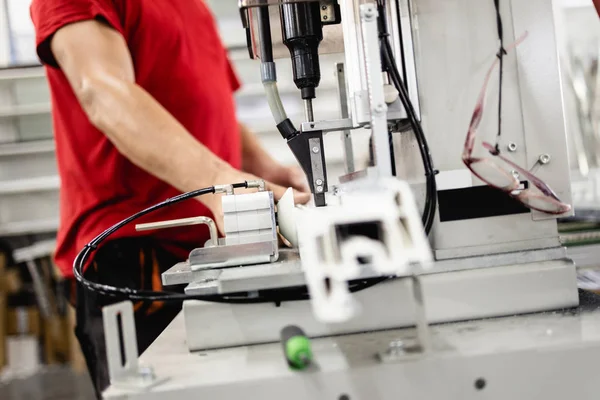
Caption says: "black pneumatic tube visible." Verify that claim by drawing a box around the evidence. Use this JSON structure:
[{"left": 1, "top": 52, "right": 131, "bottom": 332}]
[{"left": 257, "top": 6, "right": 274, "bottom": 62}]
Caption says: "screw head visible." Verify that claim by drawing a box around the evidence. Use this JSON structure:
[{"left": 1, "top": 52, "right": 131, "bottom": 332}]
[
  {"left": 322, "top": 5, "right": 328, "bottom": 10},
  {"left": 511, "top": 170, "right": 519, "bottom": 179},
  {"left": 323, "top": 15, "right": 328, "bottom": 20},
  {"left": 388, "top": 340, "right": 404, "bottom": 355},
  {"left": 138, "top": 366, "right": 155, "bottom": 382},
  {"left": 316, "top": 186, "right": 324, "bottom": 193},
  {"left": 362, "top": 7, "right": 375, "bottom": 20},
  {"left": 539, "top": 154, "right": 551, "bottom": 164},
  {"left": 316, "top": 179, "right": 323, "bottom": 185},
  {"left": 312, "top": 146, "right": 320, "bottom": 153},
  {"left": 507, "top": 142, "right": 517, "bottom": 152}
]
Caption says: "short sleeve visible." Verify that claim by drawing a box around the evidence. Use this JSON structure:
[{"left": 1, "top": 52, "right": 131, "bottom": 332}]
[
  {"left": 30, "top": 0, "right": 124, "bottom": 68},
  {"left": 226, "top": 57, "right": 242, "bottom": 93}
]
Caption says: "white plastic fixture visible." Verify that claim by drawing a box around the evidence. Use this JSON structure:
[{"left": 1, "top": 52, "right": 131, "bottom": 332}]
[{"left": 295, "top": 178, "right": 432, "bottom": 323}]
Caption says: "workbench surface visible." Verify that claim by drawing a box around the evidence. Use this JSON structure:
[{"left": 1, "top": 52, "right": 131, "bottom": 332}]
[{"left": 103, "top": 290, "right": 600, "bottom": 400}]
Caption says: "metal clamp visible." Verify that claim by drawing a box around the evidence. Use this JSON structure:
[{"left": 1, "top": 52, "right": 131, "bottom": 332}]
[
  {"left": 136, "top": 216, "right": 218, "bottom": 247},
  {"left": 103, "top": 301, "right": 167, "bottom": 391}
]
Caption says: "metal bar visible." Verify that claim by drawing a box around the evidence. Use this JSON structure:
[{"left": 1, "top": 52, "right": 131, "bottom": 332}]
[
  {"left": 300, "top": 118, "right": 355, "bottom": 133},
  {"left": 136, "top": 216, "right": 218, "bottom": 246},
  {"left": 360, "top": 4, "right": 393, "bottom": 177},
  {"left": 0, "top": 140, "right": 55, "bottom": 156},
  {"left": 0, "top": 66, "right": 45, "bottom": 81},
  {"left": 336, "top": 63, "right": 356, "bottom": 173},
  {"left": 25, "top": 260, "right": 52, "bottom": 318},
  {"left": 0, "top": 103, "right": 51, "bottom": 118},
  {"left": 304, "top": 99, "right": 314, "bottom": 122},
  {"left": 410, "top": 275, "right": 431, "bottom": 352}
]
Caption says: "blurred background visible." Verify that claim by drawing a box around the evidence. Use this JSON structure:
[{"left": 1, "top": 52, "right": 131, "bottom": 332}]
[{"left": 0, "top": 0, "right": 599, "bottom": 398}]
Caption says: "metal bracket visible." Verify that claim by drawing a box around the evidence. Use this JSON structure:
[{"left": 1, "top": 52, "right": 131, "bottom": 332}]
[
  {"left": 378, "top": 274, "right": 431, "bottom": 362},
  {"left": 309, "top": 137, "right": 327, "bottom": 198},
  {"left": 360, "top": 3, "right": 393, "bottom": 177},
  {"left": 102, "top": 301, "right": 167, "bottom": 391},
  {"left": 287, "top": 130, "right": 328, "bottom": 206}
]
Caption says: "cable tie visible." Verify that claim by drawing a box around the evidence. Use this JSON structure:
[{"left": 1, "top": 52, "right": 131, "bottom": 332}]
[{"left": 496, "top": 47, "right": 507, "bottom": 59}]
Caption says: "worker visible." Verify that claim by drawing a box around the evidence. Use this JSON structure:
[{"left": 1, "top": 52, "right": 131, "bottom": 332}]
[{"left": 30, "top": 0, "right": 310, "bottom": 396}]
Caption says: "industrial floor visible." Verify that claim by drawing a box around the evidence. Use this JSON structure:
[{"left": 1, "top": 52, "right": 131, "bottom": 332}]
[{"left": 0, "top": 367, "right": 95, "bottom": 400}]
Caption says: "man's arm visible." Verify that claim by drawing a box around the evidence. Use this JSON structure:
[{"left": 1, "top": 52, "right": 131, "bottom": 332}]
[
  {"left": 50, "top": 20, "right": 309, "bottom": 231},
  {"left": 53, "top": 20, "right": 233, "bottom": 193}
]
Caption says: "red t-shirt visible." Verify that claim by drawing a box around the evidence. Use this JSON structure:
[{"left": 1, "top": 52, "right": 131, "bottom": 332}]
[{"left": 30, "top": 0, "right": 242, "bottom": 278}]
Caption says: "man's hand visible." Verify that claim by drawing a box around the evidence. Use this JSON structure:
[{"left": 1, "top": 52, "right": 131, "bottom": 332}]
[
  {"left": 200, "top": 165, "right": 311, "bottom": 234},
  {"left": 239, "top": 122, "right": 310, "bottom": 194}
]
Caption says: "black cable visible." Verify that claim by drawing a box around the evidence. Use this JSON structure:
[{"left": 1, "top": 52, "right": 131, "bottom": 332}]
[
  {"left": 376, "top": 0, "right": 437, "bottom": 234},
  {"left": 492, "top": 0, "right": 506, "bottom": 154},
  {"left": 73, "top": 181, "right": 395, "bottom": 303},
  {"left": 73, "top": 184, "right": 257, "bottom": 302}
]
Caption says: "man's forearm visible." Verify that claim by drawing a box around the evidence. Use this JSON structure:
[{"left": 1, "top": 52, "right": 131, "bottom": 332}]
[
  {"left": 239, "top": 122, "right": 277, "bottom": 176},
  {"left": 81, "top": 76, "right": 233, "bottom": 193}
]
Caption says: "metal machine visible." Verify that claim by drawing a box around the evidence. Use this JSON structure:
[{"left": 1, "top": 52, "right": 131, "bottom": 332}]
[{"left": 101, "top": 0, "right": 600, "bottom": 398}]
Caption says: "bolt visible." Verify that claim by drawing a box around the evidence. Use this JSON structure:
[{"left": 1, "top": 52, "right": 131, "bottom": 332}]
[
  {"left": 539, "top": 154, "right": 551, "bottom": 164},
  {"left": 316, "top": 186, "right": 324, "bottom": 193},
  {"left": 138, "top": 366, "right": 155, "bottom": 382},
  {"left": 507, "top": 142, "right": 517, "bottom": 152},
  {"left": 316, "top": 179, "right": 323, "bottom": 185},
  {"left": 362, "top": 7, "right": 375, "bottom": 21},
  {"left": 373, "top": 103, "right": 386, "bottom": 115},
  {"left": 388, "top": 340, "right": 404, "bottom": 354},
  {"left": 322, "top": 5, "right": 328, "bottom": 10},
  {"left": 312, "top": 146, "right": 320, "bottom": 154},
  {"left": 323, "top": 15, "right": 328, "bottom": 20}
]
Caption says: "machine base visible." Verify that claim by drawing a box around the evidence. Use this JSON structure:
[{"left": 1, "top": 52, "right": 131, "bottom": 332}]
[
  {"left": 102, "top": 292, "right": 600, "bottom": 400},
  {"left": 181, "top": 258, "right": 577, "bottom": 351}
]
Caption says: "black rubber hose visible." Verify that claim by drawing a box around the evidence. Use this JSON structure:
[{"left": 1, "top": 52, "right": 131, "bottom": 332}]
[{"left": 257, "top": 6, "right": 274, "bottom": 62}]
